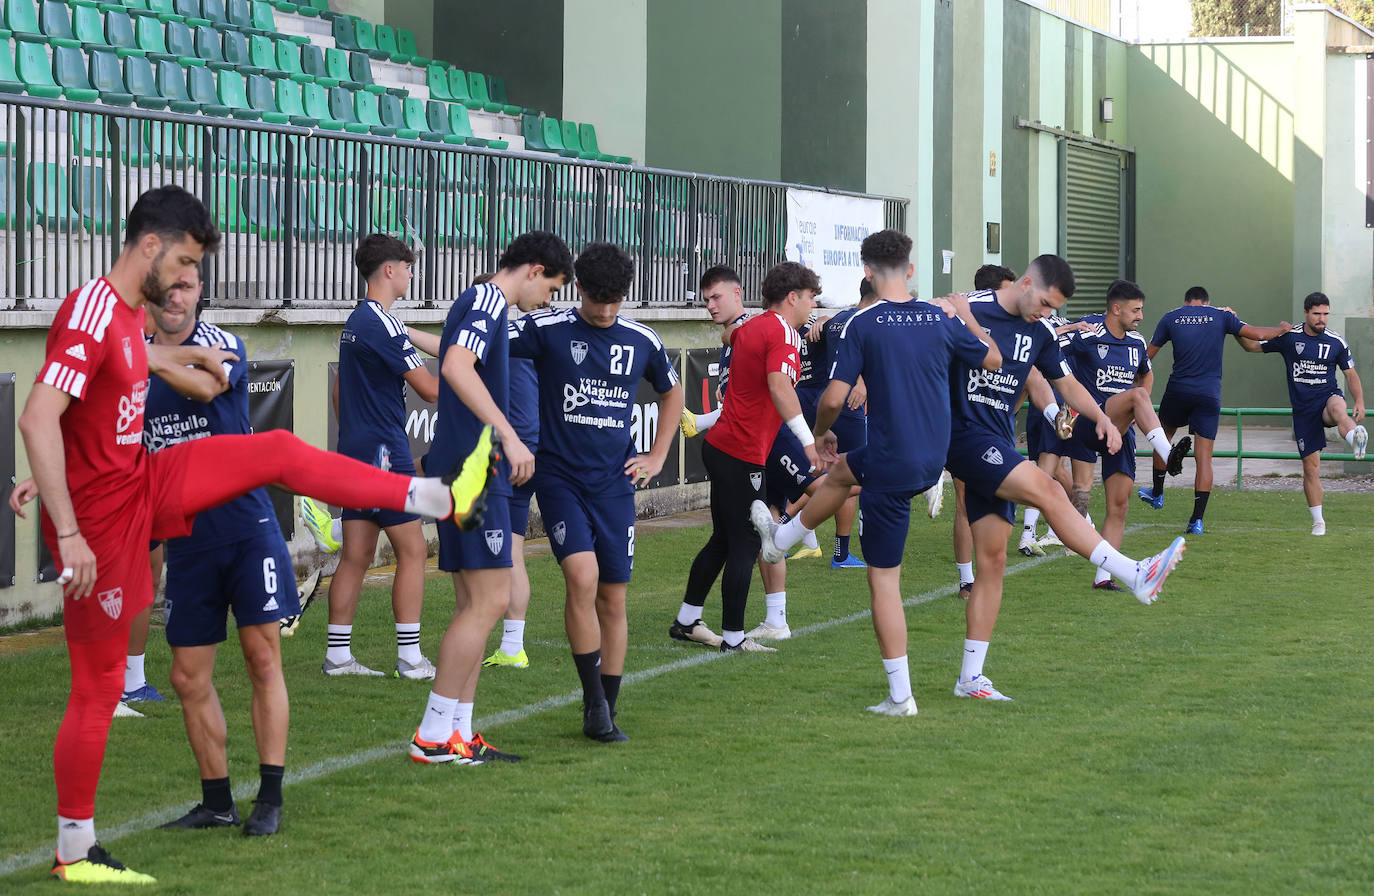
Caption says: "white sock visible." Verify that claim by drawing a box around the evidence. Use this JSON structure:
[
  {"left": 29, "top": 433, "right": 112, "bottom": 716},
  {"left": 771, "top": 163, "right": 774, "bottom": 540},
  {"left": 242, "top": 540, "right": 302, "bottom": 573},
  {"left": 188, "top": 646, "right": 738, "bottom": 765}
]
[
  {"left": 773, "top": 516, "right": 810, "bottom": 553},
  {"left": 956, "top": 561, "right": 974, "bottom": 584},
  {"left": 676, "top": 602, "right": 704, "bottom": 627},
  {"left": 1045, "top": 526, "right": 1058, "bottom": 541},
  {"left": 1345, "top": 429, "right": 1357, "bottom": 447},
  {"left": 960, "top": 639, "right": 989, "bottom": 682},
  {"left": 1042, "top": 402, "right": 1060, "bottom": 424},
  {"left": 1145, "top": 427, "right": 1172, "bottom": 459},
  {"left": 697, "top": 407, "right": 722, "bottom": 430},
  {"left": 331, "top": 518, "right": 343, "bottom": 542},
  {"left": 722, "top": 629, "right": 745, "bottom": 648},
  {"left": 1093, "top": 567, "right": 1111, "bottom": 585},
  {"left": 882, "top": 655, "right": 912, "bottom": 703},
  {"left": 454, "top": 702, "right": 475, "bottom": 742},
  {"left": 801, "top": 528, "right": 819, "bottom": 550},
  {"left": 1088, "top": 540, "right": 1138, "bottom": 584},
  {"left": 1310, "top": 505, "right": 1324, "bottom": 524},
  {"left": 417, "top": 692, "right": 457, "bottom": 743},
  {"left": 396, "top": 622, "right": 422, "bottom": 665},
  {"left": 124, "top": 654, "right": 146, "bottom": 694},
  {"left": 500, "top": 620, "right": 526, "bottom": 655},
  {"left": 57, "top": 816, "right": 96, "bottom": 865},
  {"left": 764, "top": 592, "right": 787, "bottom": 627},
  {"left": 1023, "top": 507, "right": 1041, "bottom": 534},
  {"left": 405, "top": 477, "right": 453, "bottom": 519},
  {"left": 326, "top": 624, "right": 353, "bottom": 665}
]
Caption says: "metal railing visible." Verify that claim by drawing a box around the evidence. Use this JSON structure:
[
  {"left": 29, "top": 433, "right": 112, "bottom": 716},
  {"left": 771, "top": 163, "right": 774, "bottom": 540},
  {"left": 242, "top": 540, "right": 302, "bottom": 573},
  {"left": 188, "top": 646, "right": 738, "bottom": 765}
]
[
  {"left": 1214, "top": 407, "right": 1368, "bottom": 488},
  {"left": 1, "top": 95, "right": 908, "bottom": 310}
]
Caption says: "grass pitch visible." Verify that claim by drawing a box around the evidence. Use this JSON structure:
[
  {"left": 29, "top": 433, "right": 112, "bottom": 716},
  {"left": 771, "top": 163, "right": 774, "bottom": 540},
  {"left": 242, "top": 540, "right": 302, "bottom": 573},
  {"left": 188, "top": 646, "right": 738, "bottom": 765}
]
[{"left": 1, "top": 486, "right": 1371, "bottom": 893}]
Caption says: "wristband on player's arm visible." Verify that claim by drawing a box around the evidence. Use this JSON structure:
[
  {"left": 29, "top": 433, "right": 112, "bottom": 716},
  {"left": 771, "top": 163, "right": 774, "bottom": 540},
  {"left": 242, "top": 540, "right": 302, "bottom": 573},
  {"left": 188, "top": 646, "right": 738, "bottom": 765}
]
[
  {"left": 786, "top": 415, "right": 814, "bottom": 447},
  {"left": 1042, "top": 403, "right": 1060, "bottom": 425}
]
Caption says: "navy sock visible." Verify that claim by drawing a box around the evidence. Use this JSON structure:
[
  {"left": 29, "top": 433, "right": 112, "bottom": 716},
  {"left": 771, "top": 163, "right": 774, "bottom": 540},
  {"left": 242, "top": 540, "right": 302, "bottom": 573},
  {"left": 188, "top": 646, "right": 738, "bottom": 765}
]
[
  {"left": 1191, "top": 491, "right": 1210, "bottom": 524},
  {"left": 833, "top": 534, "right": 850, "bottom": 562},
  {"left": 202, "top": 777, "right": 233, "bottom": 813},
  {"left": 1152, "top": 469, "right": 1166, "bottom": 497},
  {"left": 601, "top": 674, "right": 622, "bottom": 715},
  {"left": 777, "top": 510, "right": 791, "bottom": 525},
  {"left": 573, "top": 650, "right": 606, "bottom": 705},
  {"left": 257, "top": 764, "right": 284, "bottom": 807}
]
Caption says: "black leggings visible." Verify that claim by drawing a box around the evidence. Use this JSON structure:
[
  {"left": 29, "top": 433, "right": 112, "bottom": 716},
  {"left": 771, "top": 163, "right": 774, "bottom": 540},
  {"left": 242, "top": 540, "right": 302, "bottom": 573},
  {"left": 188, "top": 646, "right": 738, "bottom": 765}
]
[{"left": 683, "top": 440, "right": 763, "bottom": 633}]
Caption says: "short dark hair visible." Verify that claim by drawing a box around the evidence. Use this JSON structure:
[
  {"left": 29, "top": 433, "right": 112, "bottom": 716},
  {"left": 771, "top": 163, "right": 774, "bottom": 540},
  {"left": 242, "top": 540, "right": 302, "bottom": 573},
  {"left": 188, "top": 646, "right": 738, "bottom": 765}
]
[
  {"left": 471, "top": 272, "right": 495, "bottom": 286},
  {"left": 974, "top": 264, "right": 1016, "bottom": 291},
  {"left": 575, "top": 242, "right": 635, "bottom": 303},
  {"left": 497, "top": 230, "right": 574, "bottom": 283},
  {"left": 1304, "top": 291, "right": 1330, "bottom": 311},
  {"left": 1026, "top": 255, "right": 1075, "bottom": 298},
  {"left": 700, "top": 265, "right": 741, "bottom": 292},
  {"left": 1106, "top": 278, "right": 1145, "bottom": 303},
  {"left": 354, "top": 233, "right": 415, "bottom": 281},
  {"left": 858, "top": 276, "right": 876, "bottom": 301},
  {"left": 124, "top": 185, "right": 219, "bottom": 252},
  {"left": 1184, "top": 285, "right": 1209, "bottom": 303},
  {"left": 760, "top": 261, "right": 821, "bottom": 307},
  {"left": 860, "top": 229, "right": 912, "bottom": 271}
]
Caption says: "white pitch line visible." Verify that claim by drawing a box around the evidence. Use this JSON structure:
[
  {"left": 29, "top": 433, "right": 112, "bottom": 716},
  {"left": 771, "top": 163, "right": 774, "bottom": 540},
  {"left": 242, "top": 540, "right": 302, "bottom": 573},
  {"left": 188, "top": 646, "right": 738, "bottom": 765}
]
[{"left": 1, "top": 525, "right": 1161, "bottom": 877}]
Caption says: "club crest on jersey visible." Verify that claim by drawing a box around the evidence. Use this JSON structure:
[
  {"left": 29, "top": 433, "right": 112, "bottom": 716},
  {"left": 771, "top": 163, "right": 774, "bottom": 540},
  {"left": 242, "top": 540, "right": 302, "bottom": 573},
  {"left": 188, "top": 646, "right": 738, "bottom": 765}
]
[
  {"left": 982, "top": 446, "right": 1004, "bottom": 466},
  {"left": 98, "top": 587, "right": 123, "bottom": 619},
  {"left": 485, "top": 529, "right": 505, "bottom": 555},
  {"left": 122, "top": 337, "right": 133, "bottom": 368},
  {"left": 1097, "top": 345, "right": 1109, "bottom": 359},
  {"left": 551, "top": 521, "right": 567, "bottom": 546},
  {"left": 571, "top": 340, "right": 588, "bottom": 364},
  {"left": 1295, "top": 343, "right": 1305, "bottom": 355},
  {"left": 749, "top": 472, "right": 763, "bottom": 491}
]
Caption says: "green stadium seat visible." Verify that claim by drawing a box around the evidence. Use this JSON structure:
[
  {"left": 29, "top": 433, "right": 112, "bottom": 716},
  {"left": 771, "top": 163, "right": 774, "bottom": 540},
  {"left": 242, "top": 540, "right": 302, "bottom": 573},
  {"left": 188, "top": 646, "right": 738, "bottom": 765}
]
[
  {"left": 348, "top": 51, "right": 394, "bottom": 96},
  {"left": 353, "top": 90, "right": 395, "bottom": 136},
  {"left": 28, "top": 161, "right": 75, "bottom": 230},
  {"left": 104, "top": 9, "right": 144, "bottom": 58},
  {"left": 144, "top": 0, "right": 185, "bottom": 23},
  {"left": 443, "top": 101, "right": 502, "bottom": 149},
  {"left": 0, "top": 39, "right": 24, "bottom": 94},
  {"left": 6, "top": 0, "right": 43, "bottom": 43},
  {"left": 16, "top": 43, "right": 63, "bottom": 97},
  {"left": 245, "top": 72, "right": 286, "bottom": 122},
  {"left": 374, "top": 24, "right": 399, "bottom": 62},
  {"left": 273, "top": 38, "right": 309, "bottom": 83},
  {"left": 246, "top": 33, "right": 275, "bottom": 74},
  {"left": 155, "top": 58, "right": 200, "bottom": 111},
  {"left": 326, "top": 85, "right": 370, "bottom": 133},
  {"left": 353, "top": 17, "right": 386, "bottom": 60},
  {"left": 122, "top": 54, "right": 166, "bottom": 107},
  {"left": 37, "top": 1, "right": 82, "bottom": 48},
  {"left": 376, "top": 91, "right": 416, "bottom": 140},
  {"left": 201, "top": 0, "right": 230, "bottom": 29},
  {"left": 73, "top": 112, "right": 112, "bottom": 156},
  {"left": 281, "top": 0, "right": 313, "bottom": 18},
  {"left": 117, "top": 0, "right": 152, "bottom": 15},
  {"left": 193, "top": 24, "right": 233, "bottom": 70},
  {"left": 425, "top": 64, "right": 453, "bottom": 101},
  {"left": 53, "top": 45, "right": 100, "bottom": 101},
  {"left": 436, "top": 191, "right": 485, "bottom": 246},
  {"left": 402, "top": 97, "right": 442, "bottom": 142},
  {"left": 164, "top": 19, "right": 201, "bottom": 63},
  {"left": 135, "top": 119, "right": 200, "bottom": 167},
  {"left": 207, "top": 173, "right": 249, "bottom": 235},
  {"left": 135, "top": 16, "right": 174, "bottom": 61},
  {"left": 331, "top": 14, "right": 363, "bottom": 52},
  {"left": 520, "top": 113, "right": 551, "bottom": 153},
  {"left": 273, "top": 77, "right": 316, "bottom": 125},
  {"left": 323, "top": 47, "right": 360, "bottom": 90},
  {"left": 89, "top": 47, "right": 133, "bottom": 103},
  {"left": 423, "top": 100, "right": 467, "bottom": 146},
  {"left": 578, "top": 123, "right": 629, "bottom": 164},
  {"left": 447, "top": 68, "right": 479, "bottom": 111},
  {"left": 221, "top": 28, "right": 259, "bottom": 73},
  {"left": 394, "top": 27, "right": 426, "bottom": 66},
  {"left": 187, "top": 63, "right": 229, "bottom": 114},
  {"left": 225, "top": 0, "right": 262, "bottom": 33},
  {"left": 216, "top": 69, "right": 259, "bottom": 119},
  {"left": 242, "top": 176, "right": 282, "bottom": 238},
  {"left": 305, "top": 0, "right": 339, "bottom": 22},
  {"left": 173, "top": 0, "right": 211, "bottom": 28},
  {"left": 300, "top": 81, "right": 342, "bottom": 130},
  {"left": 0, "top": 158, "right": 13, "bottom": 228},
  {"left": 466, "top": 71, "right": 501, "bottom": 113},
  {"left": 71, "top": 3, "right": 109, "bottom": 48},
  {"left": 248, "top": 0, "right": 275, "bottom": 33},
  {"left": 70, "top": 163, "right": 112, "bottom": 233},
  {"left": 300, "top": 43, "right": 336, "bottom": 87}
]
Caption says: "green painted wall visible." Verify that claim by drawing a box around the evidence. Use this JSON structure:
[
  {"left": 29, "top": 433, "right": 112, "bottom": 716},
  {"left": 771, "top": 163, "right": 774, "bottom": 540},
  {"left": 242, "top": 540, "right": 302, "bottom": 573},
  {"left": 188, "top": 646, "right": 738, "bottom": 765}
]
[
  {"left": 1000, "top": 0, "right": 1032, "bottom": 273},
  {"left": 432, "top": 0, "right": 565, "bottom": 119},
  {"left": 563, "top": 0, "right": 647, "bottom": 165},
  {"left": 780, "top": 0, "right": 867, "bottom": 191},
  {"left": 644, "top": 0, "right": 781, "bottom": 179}
]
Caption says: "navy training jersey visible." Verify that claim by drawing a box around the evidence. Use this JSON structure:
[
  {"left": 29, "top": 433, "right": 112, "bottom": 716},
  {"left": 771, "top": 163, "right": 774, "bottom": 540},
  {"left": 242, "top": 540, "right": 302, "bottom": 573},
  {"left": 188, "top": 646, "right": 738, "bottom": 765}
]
[
  {"left": 717, "top": 311, "right": 750, "bottom": 395},
  {"left": 511, "top": 308, "right": 679, "bottom": 495},
  {"left": 430, "top": 283, "right": 512, "bottom": 497},
  {"left": 796, "top": 307, "right": 865, "bottom": 423},
  {"left": 337, "top": 298, "right": 425, "bottom": 466},
  {"left": 507, "top": 318, "right": 540, "bottom": 450},
  {"left": 1262, "top": 326, "right": 1354, "bottom": 411},
  {"left": 831, "top": 299, "right": 990, "bottom": 491},
  {"left": 953, "top": 291, "right": 1070, "bottom": 442},
  {"left": 1059, "top": 319, "right": 1151, "bottom": 405},
  {"left": 143, "top": 322, "right": 277, "bottom": 553},
  {"left": 1150, "top": 304, "right": 1245, "bottom": 400}
]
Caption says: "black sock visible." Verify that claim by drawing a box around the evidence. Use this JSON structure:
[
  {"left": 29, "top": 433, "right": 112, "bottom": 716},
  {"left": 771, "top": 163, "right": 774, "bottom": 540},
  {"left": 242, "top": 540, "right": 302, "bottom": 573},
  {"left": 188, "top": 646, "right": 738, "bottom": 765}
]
[
  {"left": 573, "top": 650, "right": 606, "bottom": 705},
  {"left": 202, "top": 777, "right": 233, "bottom": 813},
  {"left": 601, "top": 674, "right": 622, "bottom": 715},
  {"left": 1191, "top": 491, "right": 1210, "bottom": 523},
  {"left": 777, "top": 510, "right": 791, "bottom": 525},
  {"left": 1152, "top": 469, "right": 1166, "bottom": 497},
  {"left": 257, "top": 764, "right": 284, "bottom": 807},
  {"left": 834, "top": 534, "right": 850, "bottom": 562}
]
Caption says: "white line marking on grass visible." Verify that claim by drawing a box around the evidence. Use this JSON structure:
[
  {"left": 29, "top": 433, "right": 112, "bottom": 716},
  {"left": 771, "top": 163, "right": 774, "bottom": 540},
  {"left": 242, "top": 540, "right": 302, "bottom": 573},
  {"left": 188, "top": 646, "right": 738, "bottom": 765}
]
[{"left": 1, "top": 524, "right": 1161, "bottom": 877}]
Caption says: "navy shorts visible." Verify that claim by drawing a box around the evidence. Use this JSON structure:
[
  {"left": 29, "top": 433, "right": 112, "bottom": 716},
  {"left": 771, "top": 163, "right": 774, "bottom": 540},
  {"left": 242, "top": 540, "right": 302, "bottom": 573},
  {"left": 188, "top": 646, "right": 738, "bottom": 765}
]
[
  {"left": 857, "top": 488, "right": 917, "bottom": 568},
  {"left": 1068, "top": 414, "right": 1137, "bottom": 479},
  {"left": 163, "top": 532, "right": 299, "bottom": 647},
  {"left": 765, "top": 426, "right": 818, "bottom": 510},
  {"left": 537, "top": 480, "right": 635, "bottom": 583},
  {"left": 1292, "top": 394, "right": 1340, "bottom": 458},
  {"left": 830, "top": 413, "right": 867, "bottom": 454},
  {"left": 342, "top": 456, "right": 421, "bottom": 528},
  {"left": 945, "top": 432, "right": 1026, "bottom": 525},
  {"left": 438, "top": 495, "right": 512, "bottom": 572},
  {"left": 1158, "top": 390, "right": 1222, "bottom": 441},
  {"left": 510, "top": 477, "right": 536, "bottom": 538}
]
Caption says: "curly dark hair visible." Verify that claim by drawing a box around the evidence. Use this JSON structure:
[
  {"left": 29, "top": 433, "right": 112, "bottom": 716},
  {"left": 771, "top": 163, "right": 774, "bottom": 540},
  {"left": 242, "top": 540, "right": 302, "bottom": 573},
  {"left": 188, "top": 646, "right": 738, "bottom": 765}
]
[
  {"left": 354, "top": 233, "right": 415, "bottom": 281},
  {"left": 124, "top": 185, "right": 219, "bottom": 252},
  {"left": 859, "top": 229, "right": 912, "bottom": 271},
  {"left": 498, "top": 230, "right": 574, "bottom": 283},
  {"left": 575, "top": 242, "right": 636, "bottom": 303},
  {"left": 760, "top": 261, "right": 821, "bottom": 306}
]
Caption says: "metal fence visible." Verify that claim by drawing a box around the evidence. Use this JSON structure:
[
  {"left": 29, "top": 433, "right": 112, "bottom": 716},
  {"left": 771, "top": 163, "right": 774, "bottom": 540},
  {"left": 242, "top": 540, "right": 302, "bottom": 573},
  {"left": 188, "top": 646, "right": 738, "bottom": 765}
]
[{"left": 1, "top": 95, "right": 908, "bottom": 310}]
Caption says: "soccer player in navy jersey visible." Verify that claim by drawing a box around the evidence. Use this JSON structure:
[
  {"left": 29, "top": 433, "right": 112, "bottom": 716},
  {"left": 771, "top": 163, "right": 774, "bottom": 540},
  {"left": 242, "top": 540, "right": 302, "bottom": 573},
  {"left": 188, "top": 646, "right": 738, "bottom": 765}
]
[
  {"left": 755, "top": 230, "right": 1001, "bottom": 715},
  {"left": 1242, "top": 291, "right": 1367, "bottom": 535},
  {"left": 408, "top": 231, "right": 573, "bottom": 765},
  {"left": 322, "top": 235, "right": 441, "bottom": 679},
  {"left": 938, "top": 258, "right": 1186, "bottom": 701},
  {"left": 136, "top": 269, "right": 294, "bottom": 836},
  {"left": 1143, "top": 285, "right": 1291, "bottom": 533},
  {"left": 509, "top": 242, "right": 683, "bottom": 740}
]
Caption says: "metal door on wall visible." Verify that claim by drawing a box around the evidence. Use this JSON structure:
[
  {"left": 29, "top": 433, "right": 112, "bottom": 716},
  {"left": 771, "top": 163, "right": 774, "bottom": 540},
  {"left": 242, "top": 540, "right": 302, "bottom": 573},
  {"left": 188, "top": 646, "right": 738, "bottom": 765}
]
[{"left": 1059, "top": 141, "right": 1133, "bottom": 320}]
